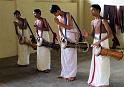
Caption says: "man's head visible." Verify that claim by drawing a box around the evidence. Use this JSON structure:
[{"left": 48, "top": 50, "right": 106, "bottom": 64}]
[
  {"left": 13, "top": 10, "right": 21, "bottom": 18},
  {"left": 33, "top": 9, "right": 41, "bottom": 18},
  {"left": 50, "top": 5, "right": 61, "bottom": 16},
  {"left": 90, "top": 4, "right": 101, "bottom": 16}
]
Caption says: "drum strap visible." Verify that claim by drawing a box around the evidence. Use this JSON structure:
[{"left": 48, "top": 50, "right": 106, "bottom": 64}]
[
  {"left": 64, "top": 12, "right": 67, "bottom": 39},
  {"left": 26, "top": 19, "right": 37, "bottom": 43},
  {"left": 60, "top": 12, "right": 84, "bottom": 42},
  {"left": 21, "top": 19, "right": 26, "bottom": 36},
  {"left": 44, "top": 18, "right": 58, "bottom": 42},
  {"left": 99, "top": 17, "right": 104, "bottom": 40},
  {"left": 60, "top": 12, "right": 79, "bottom": 40},
  {"left": 58, "top": 12, "right": 68, "bottom": 40},
  {"left": 71, "top": 15, "right": 84, "bottom": 42},
  {"left": 26, "top": 19, "right": 35, "bottom": 38},
  {"left": 99, "top": 20, "right": 102, "bottom": 40},
  {"left": 21, "top": 29, "right": 24, "bottom": 36}
]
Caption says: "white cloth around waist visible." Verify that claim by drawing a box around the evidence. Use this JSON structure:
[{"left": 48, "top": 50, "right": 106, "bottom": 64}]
[{"left": 59, "top": 28, "right": 78, "bottom": 42}]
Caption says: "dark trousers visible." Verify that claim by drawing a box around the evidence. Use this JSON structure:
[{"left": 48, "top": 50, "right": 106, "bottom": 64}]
[
  {"left": 118, "top": 6, "right": 124, "bottom": 33},
  {"left": 104, "top": 5, "right": 120, "bottom": 49}
]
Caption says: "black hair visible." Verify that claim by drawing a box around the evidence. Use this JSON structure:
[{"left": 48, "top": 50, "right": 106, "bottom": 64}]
[
  {"left": 33, "top": 9, "right": 41, "bottom": 15},
  {"left": 14, "top": 10, "right": 21, "bottom": 16},
  {"left": 91, "top": 4, "right": 101, "bottom": 13},
  {"left": 50, "top": 5, "right": 61, "bottom": 13}
]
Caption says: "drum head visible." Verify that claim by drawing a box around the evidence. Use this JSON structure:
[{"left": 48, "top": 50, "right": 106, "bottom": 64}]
[
  {"left": 78, "top": 42, "right": 89, "bottom": 52},
  {"left": 61, "top": 39, "right": 67, "bottom": 48},
  {"left": 37, "top": 38, "right": 43, "bottom": 47}
]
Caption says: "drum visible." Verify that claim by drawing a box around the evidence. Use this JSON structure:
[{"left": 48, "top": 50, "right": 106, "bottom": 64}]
[
  {"left": 61, "top": 38, "right": 89, "bottom": 52},
  {"left": 61, "top": 38, "right": 68, "bottom": 48},
  {"left": 37, "top": 38, "right": 60, "bottom": 49},
  {"left": 19, "top": 36, "right": 37, "bottom": 50},
  {"left": 94, "top": 46, "right": 124, "bottom": 60}
]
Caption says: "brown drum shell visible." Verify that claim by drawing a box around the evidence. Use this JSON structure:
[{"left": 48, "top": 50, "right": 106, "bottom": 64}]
[
  {"left": 19, "top": 37, "right": 37, "bottom": 50},
  {"left": 100, "top": 48, "right": 123, "bottom": 60}
]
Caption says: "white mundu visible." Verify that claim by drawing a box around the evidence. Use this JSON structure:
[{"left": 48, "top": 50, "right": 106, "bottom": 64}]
[
  {"left": 88, "top": 33, "right": 110, "bottom": 86},
  {"left": 37, "top": 30, "right": 51, "bottom": 71},
  {"left": 59, "top": 28, "right": 78, "bottom": 78},
  {"left": 17, "top": 29, "right": 30, "bottom": 65}
]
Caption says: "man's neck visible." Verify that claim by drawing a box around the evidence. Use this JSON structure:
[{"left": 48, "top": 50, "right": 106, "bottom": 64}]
[
  {"left": 95, "top": 15, "right": 101, "bottom": 19},
  {"left": 17, "top": 17, "right": 22, "bottom": 20},
  {"left": 37, "top": 16, "right": 42, "bottom": 20}
]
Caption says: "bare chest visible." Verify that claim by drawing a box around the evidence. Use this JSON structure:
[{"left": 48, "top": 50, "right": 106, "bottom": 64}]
[
  {"left": 17, "top": 20, "right": 27, "bottom": 29},
  {"left": 93, "top": 19, "right": 106, "bottom": 33}
]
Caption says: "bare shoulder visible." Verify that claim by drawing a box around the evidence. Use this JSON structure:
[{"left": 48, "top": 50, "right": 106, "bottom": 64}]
[
  {"left": 13, "top": 20, "right": 18, "bottom": 25},
  {"left": 101, "top": 19, "right": 109, "bottom": 25},
  {"left": 13, "top": 20, "right": 16, "bottom": 23},
  {"left": 101, "top": 18, "right": 112, "bottom": 33},
  {"left": 91, "top": 20, "right": 94, "bottom": 25},
  {"left": 66, "top": 12, "right": 71, "bottom": 17},
  {"left": 23, "top": 18, "right": 27, "bottom": 21},
  {"left": 42, "top": 17, "right": 46, "bottom": 21},
  {"left": 22, "top": 18, "right": 27, "bottom": 21},
  {"left": 66, "top": 12, "right": 70, "bottom": 15}
]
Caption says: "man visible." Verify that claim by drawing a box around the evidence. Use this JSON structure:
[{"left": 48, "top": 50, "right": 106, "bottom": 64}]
[
  {"left": 13, "top": 10, "right": 31, "bottom": 66},
  {"left": 88, "top": 4, "right": 113, "bottom": 87},
  {"left": 50, "top": 5, "right": 78, "bottom": 81},
  {"left": 33, "top": 9, "right": 51, "bottom": 73}
]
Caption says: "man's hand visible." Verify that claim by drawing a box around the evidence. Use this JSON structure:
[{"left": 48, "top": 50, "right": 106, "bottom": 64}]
[
  {"left": 54, "top": 17, "right": 59, "bottom": 24},
  {"left": 91, "top": 41, "right": 101, "bottom": 48},
  {"left": 82, "top": 31, "right": 89, "bottom": 38},
  {"left": 19, "top": 36, "right": 25, "bottom": 44},
  {"left": 34, "top": 24, "right": 38, "bottom": 27}
]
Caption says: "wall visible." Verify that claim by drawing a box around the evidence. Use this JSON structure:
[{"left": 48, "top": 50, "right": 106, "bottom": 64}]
[
  {"left": 0, "top": 1, "right": 17, "bottom": 58},
  {"left": 84, "top": 0, "right": 124, "bottom": 47},
  {"left": 0, "top": 0, "right": 77, "bottom": 58}
]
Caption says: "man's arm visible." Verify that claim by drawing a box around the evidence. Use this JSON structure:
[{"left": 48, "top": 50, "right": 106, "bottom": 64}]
[
  {"left": 91, "top": 19, "right": 113, "bottom": 47},
  {"left": 13, "top": 21, "right": 19, "bottom": 36},
  {"left": 54, "top": 13, "right": 73, "bottom": 30},
  {"left": 66, "top": 12, "right": 73, "bottom": 29},
  {"left": 99, "top": 19, "right": 113, "bottom": 43}
]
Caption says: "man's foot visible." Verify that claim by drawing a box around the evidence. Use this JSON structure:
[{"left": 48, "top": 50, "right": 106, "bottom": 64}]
[
  {"left": 36, "top": 69, "right": 50, "bottom": 73},
  {"left": 88, "top": 84, "right": 109, "bottom": 87},
  {"left": 17, "top": 64, "right": 29, "bottom": 67},
  {"left": 66, "top": 77, "right": 76, "bottom": 81},
  {"left": 42, "top": 69, "right": 51, "bottom": 73},
  {"left": 57, "top": 76, "right": 64, "bottom": 79}
]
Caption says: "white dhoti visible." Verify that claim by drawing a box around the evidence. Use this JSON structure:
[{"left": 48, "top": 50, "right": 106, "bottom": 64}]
[
  {"left": 17, "top": 29, "right": 30, "bottom": 65},
  {"left": 60, "top": 28, "right": 77, "bottom": 78},
  {"left": 37, "top": 30, "right": 51, "bottom": 71},
  {"left": 88, "top": 33, "right": 110, "bottom": 86}
]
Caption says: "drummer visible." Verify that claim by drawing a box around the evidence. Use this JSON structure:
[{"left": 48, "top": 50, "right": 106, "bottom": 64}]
[
  {"left": 13, "top": 10, "right": 31, "bottom": 66},
  {"left": 50, "top": 5, "right": 78, "bottom": 81},
  {"left": 33, "top": 9, "right": 51, "bottom": 73},
  {"left": 88, "top": 4, "right": 113, "bottom": 87}
]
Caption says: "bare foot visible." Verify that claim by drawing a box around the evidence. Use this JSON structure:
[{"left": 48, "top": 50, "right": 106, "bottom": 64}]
[
  {"left": 66, "top": 77, "right": 76, "bottom": 81},
  {"left": 57, "top": 76, "right": 64, "bottom": 79}
]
